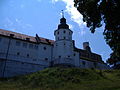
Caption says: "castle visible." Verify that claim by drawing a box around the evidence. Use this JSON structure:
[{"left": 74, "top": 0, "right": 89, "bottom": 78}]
[{"left": 0, "top": 16, "right": 109, "bottom": 77}]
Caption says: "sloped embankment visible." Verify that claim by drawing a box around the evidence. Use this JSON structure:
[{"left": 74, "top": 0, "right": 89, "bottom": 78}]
[{"left": 0, "top": 67, "right": 120, "bottom": 90}]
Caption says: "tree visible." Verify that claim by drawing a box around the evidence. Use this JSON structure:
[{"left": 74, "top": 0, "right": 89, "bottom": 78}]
[{"left": 74, "top": 0, "right": 120, "bottom": 66}]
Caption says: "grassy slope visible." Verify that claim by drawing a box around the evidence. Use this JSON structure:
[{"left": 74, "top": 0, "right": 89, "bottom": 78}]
[{"left": 0, "top": 67, "right": 120, "bottom": 90}]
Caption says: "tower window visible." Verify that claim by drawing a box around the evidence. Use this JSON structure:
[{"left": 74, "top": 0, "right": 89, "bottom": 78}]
[
  {"left": 69, "top": 32, "right": 70, "bottom": 35},
  {"left": 57, "top": 32, "right": 59, "bottom": 35},
  {"left": 63, "top": 30, "right": 66, "bottom": 33},
  {"left": 64, "top": 37, "right": 66, "bottom": 39},
  {"left": 64, "top": 43, "right": 66, "bottom": 45}
]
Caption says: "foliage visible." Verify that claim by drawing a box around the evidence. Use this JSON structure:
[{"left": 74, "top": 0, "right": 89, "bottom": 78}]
[
  {"left": 0, "top": 67, "right": 120, "bottom": 90},
  {"left": 74, "top": 0, "right": 120, "bottom": 65}
]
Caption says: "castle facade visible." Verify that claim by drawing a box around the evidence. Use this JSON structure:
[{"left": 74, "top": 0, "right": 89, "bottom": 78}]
[{"left": 0, "top": 17, "right": 109, "bottom": 77}]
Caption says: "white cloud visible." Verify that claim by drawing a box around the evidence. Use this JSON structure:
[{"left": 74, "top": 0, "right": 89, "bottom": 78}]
[
  {"left": 69, "top": 24, "right": 74, "bottom": 29},
  {"left": 52, "top": 0, "right": 86, "bottom": 36}
]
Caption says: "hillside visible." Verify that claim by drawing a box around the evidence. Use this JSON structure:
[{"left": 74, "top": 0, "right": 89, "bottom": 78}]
[{"left": 0, "top": 67, "right": 120, "bottom": 90}]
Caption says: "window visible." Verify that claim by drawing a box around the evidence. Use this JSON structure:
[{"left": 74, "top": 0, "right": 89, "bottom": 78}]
[
  {"left": 34, "top": 45, "right": 38, "bottom": 49},
  {"left": 16, "top": 41, "right": 21, "bottom": 46},
  {"left": 23, "top": 43, "right": 27, "bottom": 48},
  {"left": 59, "top": 56, "right": 61, "bottom": 58},
  {"left": 63, "top": 30, "right": 66, "bottom": 33},
  {"left": 21, "top": 62, "right": 24, "bottom": 64},
  {"left": 69, "top": 32, "right": 70, "bottom": 35},
  {"left": 29, "top": 44, "right": 33, "bottom": 49},
  {"left": 58, "top": 37, "right": 59, "bottom": 40},
  {"left": 45, "top": 58, "right": 48, "bottom": 61},
  {"left": 17, "top": 52, "right": 20, "bottom": 55},
  {"left": 57, "top": 31, "right": 59, "bottom": 35},
  {"left": 74, "top": 53, "right": 76, "bottom": 56},
  {"left": 64, "top": 43, "right": 66, "bottom": 45},
  {"left": 44, "top": 47, "right": 46, "bottom": 50},
  {"left": 64, "top": 37, "right": 66, "bottom": 39},
  {"left": 68, "top": 55, "right": 70, "bottom": 58},
  {"left": 27, "top": 54, "right": 29, "bottom": 57}
]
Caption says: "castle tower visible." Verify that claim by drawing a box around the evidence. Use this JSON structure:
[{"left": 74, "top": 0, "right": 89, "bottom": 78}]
[{"left": 53, "top": 13, "right": 74, "bottom": 67}]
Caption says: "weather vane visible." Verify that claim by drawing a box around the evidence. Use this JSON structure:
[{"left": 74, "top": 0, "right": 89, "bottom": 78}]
[{"left": 61, "top": 10, "right": 64, "bottom": 18}]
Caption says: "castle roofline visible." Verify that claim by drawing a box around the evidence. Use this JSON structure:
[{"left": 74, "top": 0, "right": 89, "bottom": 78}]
[{"left": 0, "top": 29, "right": 54, "bottom": 45}]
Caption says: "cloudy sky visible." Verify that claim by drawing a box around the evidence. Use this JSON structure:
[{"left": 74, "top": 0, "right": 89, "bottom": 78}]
[{"left": 0, "top": 0, "right": 112, "bottom": 62}]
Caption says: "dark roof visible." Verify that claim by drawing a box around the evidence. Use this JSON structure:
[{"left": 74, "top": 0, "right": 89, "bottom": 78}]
[
  {"left": 74, "top": 47, "right": 104, "bottom": 63},
  {"left": 0, "top": 29, "right": 54, "bottom": 45},
  {"left": 58, "top": 17, "right": 69, "bottom": 29}
]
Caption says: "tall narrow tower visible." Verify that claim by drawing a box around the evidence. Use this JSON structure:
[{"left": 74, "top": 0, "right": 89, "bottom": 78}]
[{"left": 53, "top": 13, "right": 74, "bottom": 67}]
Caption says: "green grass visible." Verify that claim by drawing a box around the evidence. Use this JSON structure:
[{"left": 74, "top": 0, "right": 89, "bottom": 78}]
[{"left": 0, "top": 67, "right": 120, "bottom": 90}]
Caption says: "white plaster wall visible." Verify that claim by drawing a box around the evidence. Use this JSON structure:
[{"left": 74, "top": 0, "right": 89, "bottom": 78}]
[
  {"left": 53, "top": 40, "right": 73, "bottom": 59},
  {"left": 0, "top": 36, "right": 53, "bottom": 77},
  {"left": 54, "top": 29, "right": 73, "bottom": 41},
  {"left": 73, "top": 51, "right": 80, "bottom": 67}
]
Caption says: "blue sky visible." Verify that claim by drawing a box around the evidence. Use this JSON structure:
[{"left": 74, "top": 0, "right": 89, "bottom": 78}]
[{"left": 0, "top": 0, "right": 112, "bottom": 62}]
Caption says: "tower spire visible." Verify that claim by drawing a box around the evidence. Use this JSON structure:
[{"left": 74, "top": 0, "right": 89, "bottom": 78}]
[{"left": 61, "top": 10, "right": 64, "bottom": 18}]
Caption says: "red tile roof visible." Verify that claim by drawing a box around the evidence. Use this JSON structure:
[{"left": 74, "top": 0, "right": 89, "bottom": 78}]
[{"left": 0, "top": 29, "right": 54, "bottom": 45}]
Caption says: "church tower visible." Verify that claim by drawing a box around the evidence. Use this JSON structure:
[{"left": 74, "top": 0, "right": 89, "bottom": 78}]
[{"left": 53, "top": 13, "right": 74, "bottom": 67}]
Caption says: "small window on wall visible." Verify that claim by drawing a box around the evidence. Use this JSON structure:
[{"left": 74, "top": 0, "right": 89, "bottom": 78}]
[
  {"left": 34, "top": 45, "right": 38, "bottom": 49},
  {"left": 63, "top": 30, "right": 66, "bottom": 33},
  {"left": 27, "top": 54, "right": 29, "bottom": 57},
  {"left": 82, "top": 61, "right": 86, "bottom": 66},
  {"left": 64, "top": 37, "right": 66, "bottom": 39},
  {"left": 16, "top": 41, "right": 21, "bottom": 46},
  {"left": 68, "top": 55, "right": 70, "bottom": 58},
  {"left": 74, "top": 53, "right": 76, "bottom": 56},
  {"left": 17, "top": 52, "right": 20, "bottom": 55},
  {"left": 59, "top": 56, "right": 61, "bottom": 58},
  {"left": 23, "top": 43, "right": 27, "bottom": 48},
  {"left": 44, "top": 47, "right": 46, "bottom": 50},
  {"left": 29, "top": 44, "right": 33, "bottom": 49},
  {"left": 57, "top": 31, "right": 59, "bottom": 35},
  {"left": 45, "top": 58, "right": 48, "bottom": 61}
]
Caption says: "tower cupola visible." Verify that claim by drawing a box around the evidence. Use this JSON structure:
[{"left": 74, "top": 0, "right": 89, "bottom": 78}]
[{"left": 58, "top": 10, "right": 69, "bottom": 29}]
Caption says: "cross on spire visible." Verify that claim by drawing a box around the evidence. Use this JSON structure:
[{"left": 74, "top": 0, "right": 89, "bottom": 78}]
[{"left": 61, "top": 10, "right": 64, "bottom": 18}]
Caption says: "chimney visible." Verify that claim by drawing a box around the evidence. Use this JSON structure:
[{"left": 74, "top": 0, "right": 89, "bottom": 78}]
[{"left": 83, "top": 42, "right": 91, "bottom": 52}]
